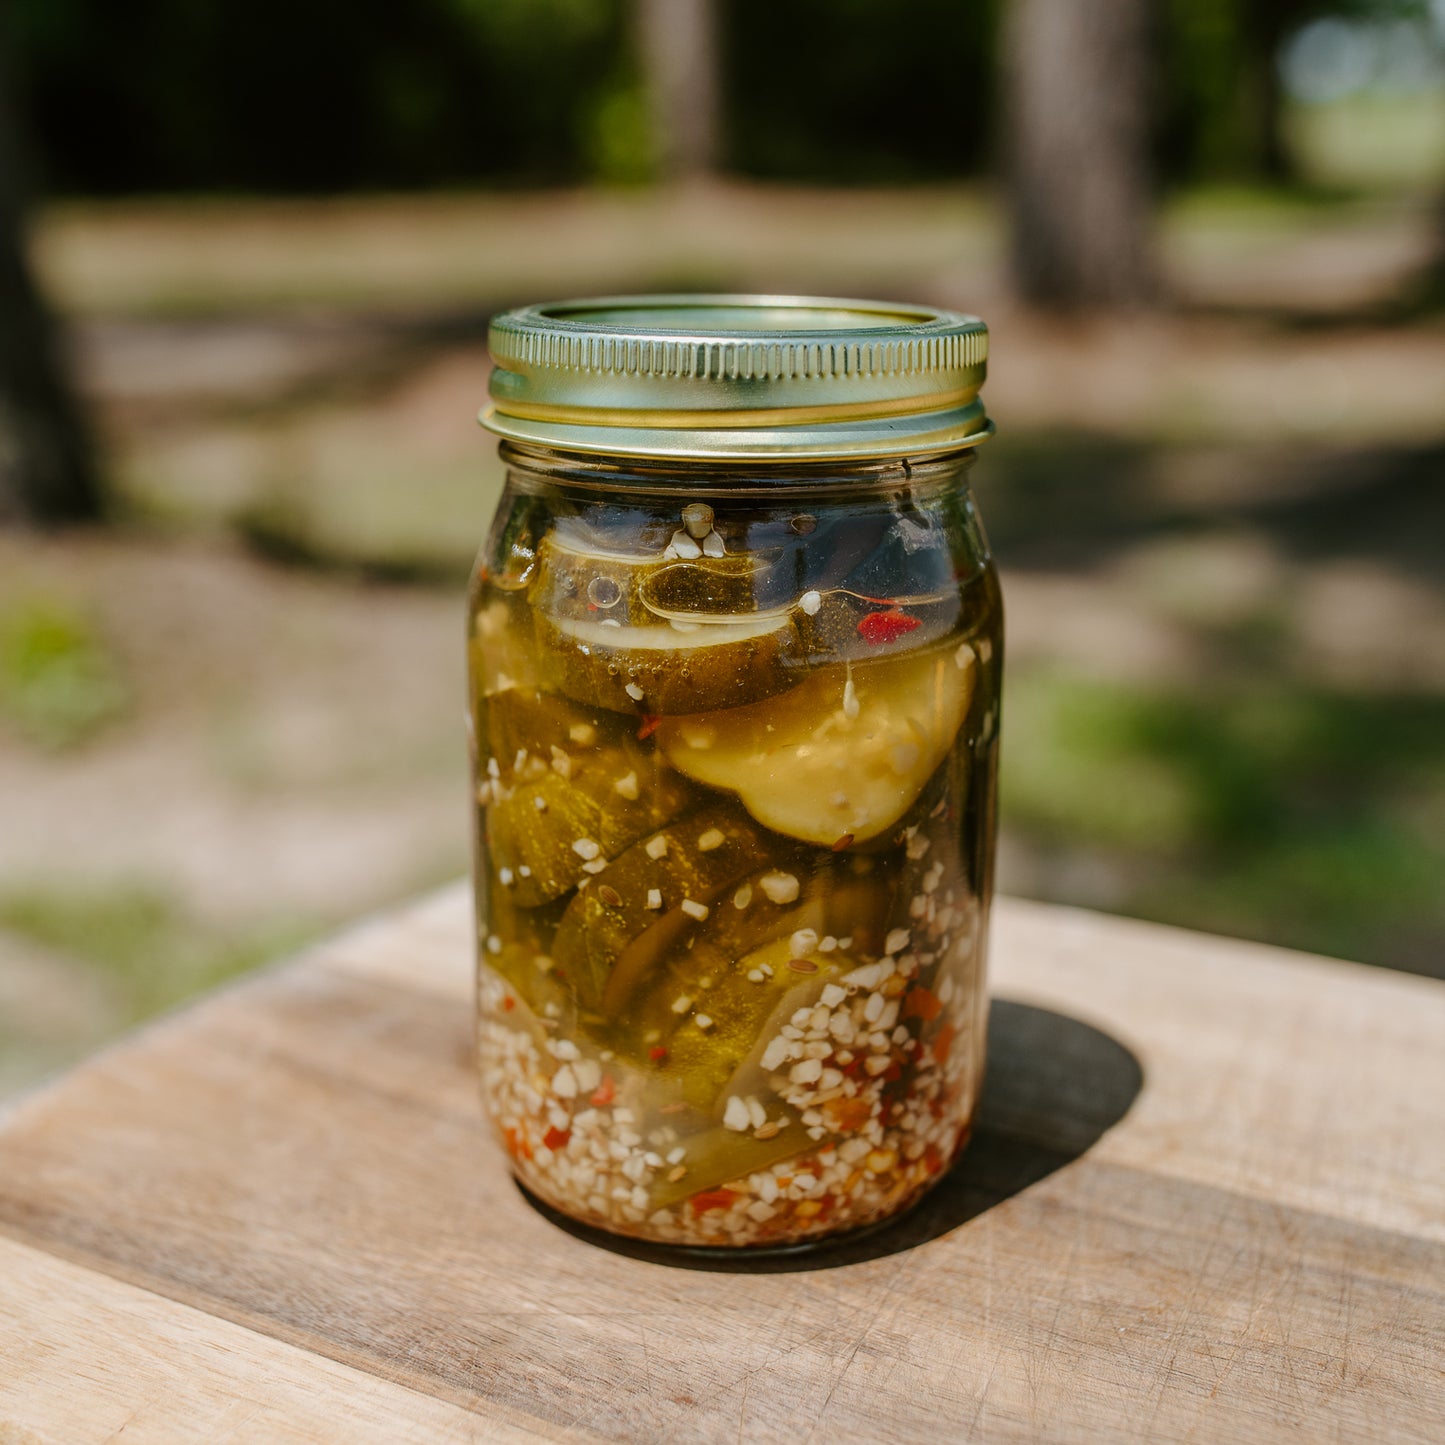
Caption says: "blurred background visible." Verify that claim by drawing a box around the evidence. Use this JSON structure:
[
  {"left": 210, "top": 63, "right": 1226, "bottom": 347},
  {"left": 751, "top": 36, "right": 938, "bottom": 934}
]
[{"left": 2, "top": 0, "right": 1443, "bottom": 1097}]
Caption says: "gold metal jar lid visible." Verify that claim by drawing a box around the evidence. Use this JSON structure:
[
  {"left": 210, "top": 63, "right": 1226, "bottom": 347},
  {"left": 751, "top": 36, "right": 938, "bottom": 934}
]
[{"left": 481, "top": 294, "right": 990, "bottom": 462}]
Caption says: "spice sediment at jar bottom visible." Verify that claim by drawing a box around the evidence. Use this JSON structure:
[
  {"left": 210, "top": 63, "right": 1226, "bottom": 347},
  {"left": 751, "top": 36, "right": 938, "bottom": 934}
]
[{"left": 469, "top": 295, "right": 1000, "bottom": 1249}]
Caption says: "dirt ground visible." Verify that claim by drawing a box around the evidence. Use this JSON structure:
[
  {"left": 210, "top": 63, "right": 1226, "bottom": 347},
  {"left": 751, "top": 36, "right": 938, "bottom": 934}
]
[{"left": 4, "top": 182, "right": 1444, "bottom": 1096}]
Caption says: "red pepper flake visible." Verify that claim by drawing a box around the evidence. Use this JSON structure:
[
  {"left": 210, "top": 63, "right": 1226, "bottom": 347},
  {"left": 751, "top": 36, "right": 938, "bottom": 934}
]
[
  {"left": 543, "top": 1126, "right": 571, "bottom": 1152},
  {"left": 858, "top": 608, "right": 921, "bottom": 646},
  {"left": 903, "top": 985, "right": 943, "bottom": 1022},
  {"left": 636, "top": 713, "right": 662, "bottom": 740},
  {"left": 586, "top": 601, "right": 599, "bottom": 611},
  {"left": 589, "top": 1074, "right": 616, "bottom": 1108},
  {"left": 648, "top": 1044, "right": 669, "bottom": 1063},
  {"left": 882, "top": 1060, "right": 903, "bottom": 1084},
  {"left": 830, "top": 1097, "right": 872, "bottom": 1132},
  {"left": 830, "top": 833, "right": 855, "bottom": 852},
  {"left": 924, "top": 1144, "right": 945, "bottom": 1176},
  {"left": 502, "top": 1126, "right": 533, "bottom": 1162},
  {"left": 501, "top": 995, "right": 516, "bottom": 1012},
  {"left": 689, "top": 1188, "right": 738, "bottom": 1216},
  {"left": 931, "top": 1022, "right": 958, "bottom": 1065}
]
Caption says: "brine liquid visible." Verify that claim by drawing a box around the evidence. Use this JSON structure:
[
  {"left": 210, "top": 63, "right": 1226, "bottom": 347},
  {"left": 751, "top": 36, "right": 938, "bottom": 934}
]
[{"left": 469, "top": 470, "right": 1001, "bottom": 1247}]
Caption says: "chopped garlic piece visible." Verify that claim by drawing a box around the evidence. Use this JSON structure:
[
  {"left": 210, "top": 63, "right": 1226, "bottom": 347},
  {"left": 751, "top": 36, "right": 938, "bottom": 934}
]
[{"left": 759, "top": 871, "right": 799, "bottom": 904}]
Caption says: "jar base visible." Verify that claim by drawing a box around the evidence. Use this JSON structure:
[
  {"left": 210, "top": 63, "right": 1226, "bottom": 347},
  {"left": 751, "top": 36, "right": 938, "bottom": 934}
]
[{"left": 510, "top": 1128, "right": 972, "bottom": 1273}]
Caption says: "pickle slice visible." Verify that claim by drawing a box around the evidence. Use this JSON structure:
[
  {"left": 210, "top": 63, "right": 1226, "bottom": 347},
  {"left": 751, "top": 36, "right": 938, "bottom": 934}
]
[
  {"left": 616, "top": 865, "right": 890, "bottom": 1102},
  {"left": 531, "top": 533, "right": 658, "bottom": 627},
  {"left": 489, "top": 774, "right": 604, "bottom": 907},
  {"left": 479, "top": 890, "right": 571, "bottom": 1019},
  {"left": 653, "top": 940, "right": 851, "bottom": 1112},
  {"left": 535, "top": 610, "right": 802, "bottom": 716},
  {"left": 549, "top": 802, "right": 777, "bottom": 1012},
  {"left": 480, "top": 685, "right": 601, "bottom": 776},
  {"left": 481, "top": 681, "right": 701, "bottom": 912},
  {"left": 595, "top": 748, "right": 699, "bottom": 857},
  {"left": 718, "top": 940, "right": 856, "bottom": 1106},
  {"left": 657, "top": 646, "right": 976, "bottom": 845},
  {"left": 533, "top": 534, "right": 769, "bottom": 626},
  {"left": 470, "top": 596, "right": 541, "bottom": 695},
  {"left": 637, "top": 557, "right": 771, "bottom": 619}
]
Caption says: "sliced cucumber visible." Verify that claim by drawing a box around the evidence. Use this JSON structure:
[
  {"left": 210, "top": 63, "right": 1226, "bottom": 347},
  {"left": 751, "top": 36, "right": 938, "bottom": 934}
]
[
  {"left": 489, "top": 774, "right": 603, "bottom": 908},
  {"left": 548, "top": 802, "right": 778, "bottom": 1012},
  {"left": 657, "top": 646, "right": 976, "bottom": 845},
  {"left": 535, "top": 610, "right": 802, "bottom": 715}
]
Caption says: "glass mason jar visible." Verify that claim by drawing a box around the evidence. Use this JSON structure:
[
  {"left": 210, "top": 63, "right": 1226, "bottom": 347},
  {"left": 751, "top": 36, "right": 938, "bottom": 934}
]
[{"left": 468, "top": 296, "right": 1001, "bottom": 1251}]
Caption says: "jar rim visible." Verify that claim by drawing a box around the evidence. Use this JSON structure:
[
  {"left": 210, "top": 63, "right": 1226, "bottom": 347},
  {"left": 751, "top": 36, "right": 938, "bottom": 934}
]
[{"left": 482, "top": 293, "right": 991, "bottom": 462}]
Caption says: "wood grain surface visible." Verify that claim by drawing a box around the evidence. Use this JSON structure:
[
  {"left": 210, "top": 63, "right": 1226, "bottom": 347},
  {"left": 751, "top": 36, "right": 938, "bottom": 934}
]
[{"left": 1, "top": 886, "right": 1442, "bottom": 1444}]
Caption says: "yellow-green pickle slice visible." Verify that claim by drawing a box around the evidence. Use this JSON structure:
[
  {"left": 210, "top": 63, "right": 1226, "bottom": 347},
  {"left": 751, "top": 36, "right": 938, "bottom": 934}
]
[{"left": 657, "top": 644, "right": 976, "bottom": 845}]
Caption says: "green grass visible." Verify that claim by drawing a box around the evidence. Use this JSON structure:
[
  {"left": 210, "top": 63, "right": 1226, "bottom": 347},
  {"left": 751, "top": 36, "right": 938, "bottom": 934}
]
[
  {"left": 1001, "top": 670, "right": 1445, "bottom": 971},
  {"left": 1285, "top": 93, "right": 1445, "bottom": 193},
  {"left": 0, "top": 598, "right": 129, "bottom": 750},
  {"left": 0, "top": 883, "right": 321, "bottom": 1023}
]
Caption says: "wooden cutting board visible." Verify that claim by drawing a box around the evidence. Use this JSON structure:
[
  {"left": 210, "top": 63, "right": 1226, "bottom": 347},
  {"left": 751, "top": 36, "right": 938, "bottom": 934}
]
[{"left": 1, "top": 886, "right": 1442, "bottom": 1443}]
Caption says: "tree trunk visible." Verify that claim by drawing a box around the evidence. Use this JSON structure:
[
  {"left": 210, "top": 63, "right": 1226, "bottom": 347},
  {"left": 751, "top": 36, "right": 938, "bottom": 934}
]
[
  {"left": 1003, "top": 0, "right": 1157, "bottom": 309},
  {"left": 1244, "top": 5, "right": 1300, "bottom": 184},
  {"left": 0, "top": 35, "right": 101, "bottom": 525},
  {"left": 637, "top": 0, "right": 720, "bottom": 181}
]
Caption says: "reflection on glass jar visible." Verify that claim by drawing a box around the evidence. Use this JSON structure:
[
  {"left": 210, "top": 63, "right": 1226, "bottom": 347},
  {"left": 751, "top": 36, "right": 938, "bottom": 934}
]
[{"left": 469, "top": 297, "right": 1001, "bottom": 1251}]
